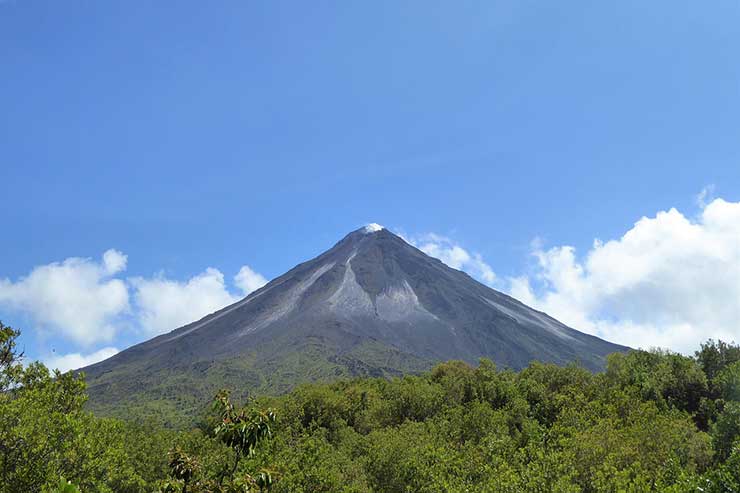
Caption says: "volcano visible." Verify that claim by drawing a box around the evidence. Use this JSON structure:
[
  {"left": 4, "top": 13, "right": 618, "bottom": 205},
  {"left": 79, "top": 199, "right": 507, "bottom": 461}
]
[{"left": 82, "top": 225, "right": 627, "bottom": 423}]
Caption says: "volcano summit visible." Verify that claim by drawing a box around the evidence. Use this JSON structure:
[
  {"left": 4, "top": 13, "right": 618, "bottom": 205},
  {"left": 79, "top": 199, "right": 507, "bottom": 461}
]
[{"left": 82, "top": 226, "right": 627, "bottom": 422}]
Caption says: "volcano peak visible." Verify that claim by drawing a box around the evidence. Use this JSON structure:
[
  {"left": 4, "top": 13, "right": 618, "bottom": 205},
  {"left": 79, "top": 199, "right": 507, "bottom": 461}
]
[
  {"left": 81, "top": 225, "right": 628, "bottom": 423},
  {"left": 361, "top": 223, "right": 385, "bottom": 233}
]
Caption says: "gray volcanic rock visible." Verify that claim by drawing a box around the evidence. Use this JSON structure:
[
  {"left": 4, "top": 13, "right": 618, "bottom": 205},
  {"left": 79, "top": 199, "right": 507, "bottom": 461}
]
[{"left": 82, "top": 225, "right": 628, "bottom": 423}]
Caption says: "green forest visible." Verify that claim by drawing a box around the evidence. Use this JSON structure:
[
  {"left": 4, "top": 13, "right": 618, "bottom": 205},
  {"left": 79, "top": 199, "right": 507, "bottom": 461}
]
[{"left": 2, "top": 321, "right": 740, "bottom": 493}]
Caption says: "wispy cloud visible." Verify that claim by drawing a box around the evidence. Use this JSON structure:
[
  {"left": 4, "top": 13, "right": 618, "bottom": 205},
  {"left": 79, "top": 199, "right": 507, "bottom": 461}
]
[
  {"left": 695, "top": 184, "right": 716, "bottom": 209},
  {"left": 44, "top": 346, "right": 119, "bottom": 373}
]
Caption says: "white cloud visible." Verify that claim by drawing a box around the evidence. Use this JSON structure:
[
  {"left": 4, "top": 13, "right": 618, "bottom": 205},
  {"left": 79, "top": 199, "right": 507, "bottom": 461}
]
[
  {"left": 102, "top": 249, "right": 128, "bottom": 275},
  {"left": 363, "top": 223, "right": 385, "bottom": 233},
  {"left": 0, "top": 250, "right": 129, "bottom": 345},
  {"left": 413, "top": 233, "right": 497, "bottom": 285},
  {"left": 131, "top": 264, "right": 268, "bottom": 336},
  {"left": 510, "top": 198, "right": 740, "bottom": 353},
  {"left": 234, "top": 265, "right": 268, "bottom": 295},
  {"left": 132, "top": 268, "right": 238, "bottom": 335},
  {"left": 0, "top": 246, "right": 268, "bottom": 346},
  {"left": 45, "top": 346, "right": 119, "bottom": 373}
]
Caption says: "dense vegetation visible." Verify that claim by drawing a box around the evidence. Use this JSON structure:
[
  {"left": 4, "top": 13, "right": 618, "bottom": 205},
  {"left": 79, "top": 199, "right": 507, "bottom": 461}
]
[{"left": 2, "top": 321, "right": 740, "bottom": 492}]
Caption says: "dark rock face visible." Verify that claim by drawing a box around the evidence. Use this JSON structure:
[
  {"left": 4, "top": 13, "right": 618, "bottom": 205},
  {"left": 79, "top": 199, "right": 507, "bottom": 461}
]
[{"left": 82, "top": 226, "right": 628, "bottom": 421}]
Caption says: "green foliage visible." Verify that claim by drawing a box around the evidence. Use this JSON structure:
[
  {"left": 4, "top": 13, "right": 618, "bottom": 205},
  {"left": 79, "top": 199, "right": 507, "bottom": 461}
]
[
  {"left": 714, "top": 360, "right": 740, "bottom": 402},
  {"left": 700, "top": 443, "right": 740, "bottom": 492},
  {"left": 696, "top": 339, "right": 740, "bottom": 382},
  {"left": 168, "top": 447, "right": 199, "bottom": 485},
  {"left": 156, "top": 391, "right": 277, "bottom": 493},
  {"left": 0, "top": 322, "right": 170, "bottom": 492},
  {"left": 85, "top": 339, "right": 432, "bottom": 428},
  {"left": 213, "top": 390, "right": 276, "bottom": 483},
  {"left": 606, "top": 348, "right": 708, "bottom": 415},
  {"left": 712, "top": 401, "right": 740, "bottom": 462},
  {"left": 43, "top": 477, "right": 81, "bottom": 493},
  {"left": 7, "top": 318, "right": 740, "bottom": 492},
  {"left": 0, "top": 321, "right": 23, "bottom": 392}
]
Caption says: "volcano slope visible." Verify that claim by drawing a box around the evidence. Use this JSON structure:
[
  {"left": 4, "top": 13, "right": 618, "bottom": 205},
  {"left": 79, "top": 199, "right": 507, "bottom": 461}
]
[{"left": 81, "top": 226, "right": 628, "bottom": 424}]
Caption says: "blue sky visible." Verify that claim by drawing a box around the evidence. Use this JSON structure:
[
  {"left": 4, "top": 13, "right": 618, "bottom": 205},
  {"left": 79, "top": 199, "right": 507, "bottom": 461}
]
[{"left": 1, "top": 1, "right": 739, "bottom": 369}]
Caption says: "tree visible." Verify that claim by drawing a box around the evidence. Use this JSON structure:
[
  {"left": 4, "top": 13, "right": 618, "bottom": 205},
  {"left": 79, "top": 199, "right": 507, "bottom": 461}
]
[
  {"left": 713, "top": 361, "right": 740, "bottom": 402},
  {"left": 213, "top": 390, "right": 276, "bottom": 483},
  {"left": 695, "top": 340, "right": 740, "bottom": 383},
  {"left": 0, "top": 322, "right": 147, "bottom": 492},
  {"left": 712, "top": 402, "right": 740, "bottom": 462},
  {"left": 167, "top": 448, "right": 199, "bottom": 493},
  {"left": 7, "top": 324, "right": 740, "bottom": 492},
  {"left": 0, "top": 321, "right": 23, "bottom": 392},
  {"left": 606, "top": 349, "right": 708, "bottom": 415}
]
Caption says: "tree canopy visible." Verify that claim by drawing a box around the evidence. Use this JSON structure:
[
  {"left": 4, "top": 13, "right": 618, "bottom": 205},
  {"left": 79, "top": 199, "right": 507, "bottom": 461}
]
[{"left": 2, "top": 321, "right": 740, "bottom": 492}]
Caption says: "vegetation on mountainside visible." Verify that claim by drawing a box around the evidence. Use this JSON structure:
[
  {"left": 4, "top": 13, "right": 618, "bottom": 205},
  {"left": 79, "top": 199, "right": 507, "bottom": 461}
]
[
  {"left": 85, "top": 338, "right": 433, "bottom": 428},
  {"left": 2, "top": 320, "right": 740, "bottom": 492}
]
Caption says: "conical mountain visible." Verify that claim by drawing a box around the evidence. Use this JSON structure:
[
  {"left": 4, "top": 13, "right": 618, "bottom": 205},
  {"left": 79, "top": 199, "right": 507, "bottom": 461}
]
[{"left": 83, "top": 225, "right": 627, "bottom": 423}]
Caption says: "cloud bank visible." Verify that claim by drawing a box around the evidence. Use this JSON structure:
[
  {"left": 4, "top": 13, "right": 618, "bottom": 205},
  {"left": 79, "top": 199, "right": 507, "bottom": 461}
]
[
  {"left": 131, "top": 268, "right": 240, "bottom": 336},
  {"left": 0, "top": 249, "right": 267, "bottom": 365},
  {"left": 0, "top": 250, "right": 129, "bottom": 345},
  {"left": 509, "top": 198, "right": 740, "bottom": 353},
  {"left": 132, "top": 265, "right": 268, "bottom": 336}
]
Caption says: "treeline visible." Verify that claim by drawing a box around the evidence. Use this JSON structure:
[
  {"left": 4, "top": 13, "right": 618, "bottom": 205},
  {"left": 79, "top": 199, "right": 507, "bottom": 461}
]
[{"left": 2, "top": 321, "right": 740, "bottom": 492}]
